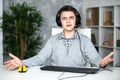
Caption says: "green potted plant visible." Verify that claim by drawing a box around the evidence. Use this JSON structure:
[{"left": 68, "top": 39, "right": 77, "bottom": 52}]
[{"left": 0, "top": 2, "right": 43, "bottom": 59}]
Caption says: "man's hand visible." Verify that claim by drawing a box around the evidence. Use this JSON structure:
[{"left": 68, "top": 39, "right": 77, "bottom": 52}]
[
  {"left": 100, "top": 51, "right": 114, "bottom": 67},
  {"left": 4, "top": 53, "right": 23, "bottom": 70}
]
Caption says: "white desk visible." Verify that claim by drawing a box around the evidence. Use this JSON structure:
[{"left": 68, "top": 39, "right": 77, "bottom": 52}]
[{"left": 0, "top": 65, "right": 120, "bottom": 80}]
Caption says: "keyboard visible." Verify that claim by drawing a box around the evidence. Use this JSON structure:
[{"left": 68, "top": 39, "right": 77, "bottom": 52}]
[{"left": 40, "top": 66, "right": 99, "bottom": 74}]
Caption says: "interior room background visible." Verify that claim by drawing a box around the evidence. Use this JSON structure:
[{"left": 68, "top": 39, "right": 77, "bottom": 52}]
[{"left": 0, "top": 0, "right": 120, "bottom": 65}]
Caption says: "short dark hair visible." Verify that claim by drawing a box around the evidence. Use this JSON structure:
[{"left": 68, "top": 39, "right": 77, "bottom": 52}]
[{"left": 56, "top": 5, "right": 81, "bottom": 28}]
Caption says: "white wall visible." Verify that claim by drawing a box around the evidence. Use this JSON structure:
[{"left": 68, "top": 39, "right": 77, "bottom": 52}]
[
  {"left": 3, "top": 0, "right": 83, "bottom": 46},
  {"left": 0, "top": 0, "right": 3, "bottom": 66}
]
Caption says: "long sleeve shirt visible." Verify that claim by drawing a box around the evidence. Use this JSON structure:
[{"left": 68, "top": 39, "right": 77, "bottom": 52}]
[{"left": 22, "top": 30, "right": 101, "bottom": 68}]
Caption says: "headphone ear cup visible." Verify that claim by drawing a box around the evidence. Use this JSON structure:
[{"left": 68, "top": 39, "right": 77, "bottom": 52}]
[
  {"left": 56, "top": 12, "right": 62, "bottom": 27},
  {"left": 56, "top": 17, "right": 62, "bottom": 27},
  {"left": 75, "top": 13, "right": 81, "bottom": 27}
]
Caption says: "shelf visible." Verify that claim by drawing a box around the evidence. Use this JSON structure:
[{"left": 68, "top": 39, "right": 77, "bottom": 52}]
[
  {"left": 86, "top": 5, "right": 120, "bottom": 67},
  {"left": 94, "top": 45, "right": 99, "bottom": 47},
  {"left": 99, "top": 45, "right": 114, "bottom": 49},
  {"left": 116, "top": 26, "right": 120, "bottom": 28},
  {"left": 115, "top": 47, "right": 120, "bottom": 50},
  {"left": 101, "top": 26, "right": 114, "bottom": 28},
  {"left": 87, "top": 25, "right": 99, "bottom": 28}
]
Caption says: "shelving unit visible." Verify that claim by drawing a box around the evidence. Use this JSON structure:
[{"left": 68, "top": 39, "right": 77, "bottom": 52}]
[{"left": 86, "top": 5, "right": 120, "bottom": 67}]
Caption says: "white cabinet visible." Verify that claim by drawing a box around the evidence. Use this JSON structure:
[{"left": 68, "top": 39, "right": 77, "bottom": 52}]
[
  {"left": 52, "top": 28, "right": 91, "bottom": 39},
  {"left": 86, "top": 5, "right": 120, "bottom": 67}
]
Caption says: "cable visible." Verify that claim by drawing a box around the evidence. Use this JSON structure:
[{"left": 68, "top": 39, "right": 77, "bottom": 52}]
[
  {"left": 99, "top": 68, "right": 113, "bottom": 72},
  {"left": 77, "top": 31, "right": 114, "bottom": 71},
  {"left": 56, "top": 31, "right": 113, "bottom": 80},
  {"left": 77, "top": 31, "right": 99, "bottom": 68},
  {"left": 58, "top": 72, "right": 88, "bottom": 80},
  {"left": 57, "top": 68, "right": 112, "bottom": 80},
  {"left": 58, "top": 72, "right": 64, "bottom": 80}
]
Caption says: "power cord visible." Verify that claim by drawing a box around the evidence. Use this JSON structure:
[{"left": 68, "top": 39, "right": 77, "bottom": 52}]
[
  {"left": 57, "top": 68, "right": 112, "bottom": 80},
  {"left": 99, "top": 68, "right": 113, "bottom": 72},
  {"left": 58, "top": 72, "right": 88, "bottom": 80},
  {"left": 58, "top": 72, "right": 64, "bottom": 80}
]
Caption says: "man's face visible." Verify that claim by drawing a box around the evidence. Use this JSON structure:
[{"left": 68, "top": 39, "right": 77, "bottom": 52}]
[{"left": 60, "top": 11, "right": 76, "bottom": 32}]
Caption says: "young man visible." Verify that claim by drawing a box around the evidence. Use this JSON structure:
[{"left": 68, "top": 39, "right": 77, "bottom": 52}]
[{"left": 4, "top": 5, "right": 114, "bottom": 70}]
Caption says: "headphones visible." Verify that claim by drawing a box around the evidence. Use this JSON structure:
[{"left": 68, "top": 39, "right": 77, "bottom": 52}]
[{"left": 56, "top": 5, "right": 81, "bottom": 28}]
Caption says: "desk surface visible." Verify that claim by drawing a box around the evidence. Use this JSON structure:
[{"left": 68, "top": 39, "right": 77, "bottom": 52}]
[{"left": 0, "top": 65, "right": 120, "bottom": 80}]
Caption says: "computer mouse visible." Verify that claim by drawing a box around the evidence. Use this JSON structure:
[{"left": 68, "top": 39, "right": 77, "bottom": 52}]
[{"left": 18, "top": 66, "right": 27, "bottom": 73}]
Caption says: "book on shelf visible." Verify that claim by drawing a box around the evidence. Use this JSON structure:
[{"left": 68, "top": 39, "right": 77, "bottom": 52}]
[
  {"left": 86, "top": 8, "right": 99, "bottom": 26},
  {"left": 116, "top": 28, "right": 120, "bottom": 47}
]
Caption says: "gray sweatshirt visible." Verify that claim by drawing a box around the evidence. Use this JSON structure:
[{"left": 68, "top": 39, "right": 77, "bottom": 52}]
[{"left": 22, "top": 30, "right": 101, "bottom": 68}]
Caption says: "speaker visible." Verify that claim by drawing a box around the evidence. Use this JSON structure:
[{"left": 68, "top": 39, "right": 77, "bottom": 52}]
[{"left": 56, "top": 5, "right": 81, "bottom": 28}]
